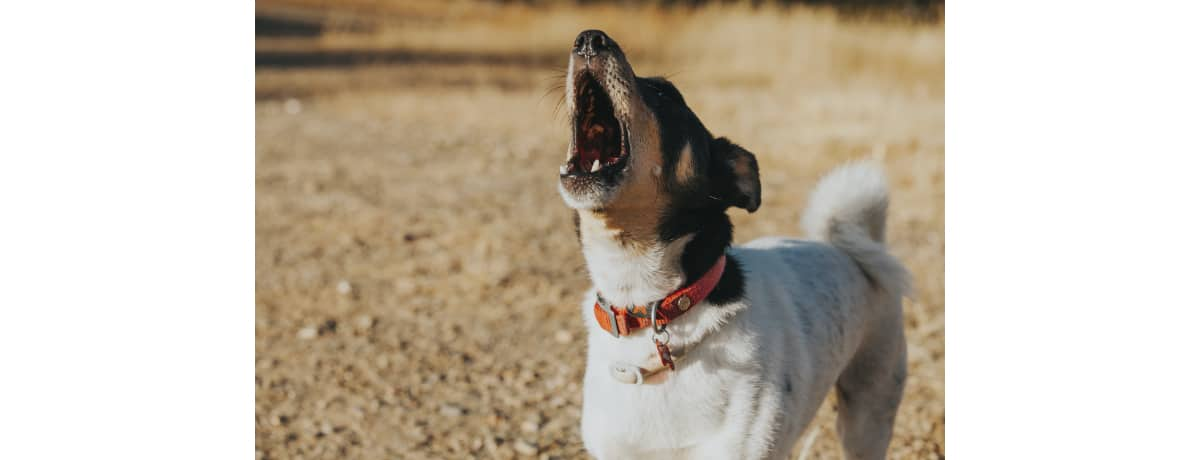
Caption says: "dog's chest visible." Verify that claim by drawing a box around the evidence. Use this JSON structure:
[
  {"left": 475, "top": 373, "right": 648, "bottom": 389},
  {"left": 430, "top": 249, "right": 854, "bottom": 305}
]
[
  {"left": 581, "top": 320, "right": 761, "bottom": 452},
  {"left": 582, "top": 353, "right": 736, "bottom": 449}
]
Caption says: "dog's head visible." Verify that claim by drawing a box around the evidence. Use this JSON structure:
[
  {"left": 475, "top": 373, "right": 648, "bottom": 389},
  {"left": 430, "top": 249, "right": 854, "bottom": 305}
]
[{"left": 558, "top": 30, "right": 761, "bottom": 223}]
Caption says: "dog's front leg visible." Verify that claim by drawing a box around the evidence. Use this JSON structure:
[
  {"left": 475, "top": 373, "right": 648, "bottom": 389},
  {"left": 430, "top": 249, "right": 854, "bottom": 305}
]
[{"left": 688, "top": 380, "right": 779, "bottom": 460}]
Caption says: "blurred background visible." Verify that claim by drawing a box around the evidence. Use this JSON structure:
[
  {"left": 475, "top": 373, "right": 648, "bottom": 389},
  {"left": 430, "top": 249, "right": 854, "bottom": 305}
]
[{"left": 255, "top": 1, "right": 943, "bottom": 458}]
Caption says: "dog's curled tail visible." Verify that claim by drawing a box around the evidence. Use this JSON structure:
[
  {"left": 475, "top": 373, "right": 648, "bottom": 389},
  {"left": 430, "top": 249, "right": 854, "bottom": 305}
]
[{"left": 802, "top": 161, "right": 912, "bottom": 298}]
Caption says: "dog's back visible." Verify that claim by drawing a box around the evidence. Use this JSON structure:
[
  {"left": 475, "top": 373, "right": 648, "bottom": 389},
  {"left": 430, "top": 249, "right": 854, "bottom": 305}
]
[{"left": 733, "top": 162, "right": 911, "bottom": 460}]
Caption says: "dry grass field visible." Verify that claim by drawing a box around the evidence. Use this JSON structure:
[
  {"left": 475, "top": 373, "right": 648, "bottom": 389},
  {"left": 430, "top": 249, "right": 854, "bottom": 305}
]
[{"left": 256, "top": 2, "right": 943, "bottom": 458}]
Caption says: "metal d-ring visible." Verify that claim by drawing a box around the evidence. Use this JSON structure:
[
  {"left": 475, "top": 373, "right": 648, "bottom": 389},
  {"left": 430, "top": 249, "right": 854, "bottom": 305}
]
[{"left": 648, "top": 301, "right": 669, "bottom": 345}]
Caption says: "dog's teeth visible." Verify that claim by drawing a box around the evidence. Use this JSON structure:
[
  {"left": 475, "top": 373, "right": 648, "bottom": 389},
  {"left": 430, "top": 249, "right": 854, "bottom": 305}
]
[
  {"left": 560, "top": 164, "right": 568, "bottom": 175},
  {"left": 590, "top": 159, "right": 601, "bottom": 173}
]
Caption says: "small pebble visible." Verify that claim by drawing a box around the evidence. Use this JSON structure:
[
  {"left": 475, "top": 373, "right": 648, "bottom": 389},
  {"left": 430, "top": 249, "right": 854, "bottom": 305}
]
[
  {"left": 439, "top": 404, "right": 466, "bottom": 417},
  {"left": 354, "top": 315, "right": 374, "bottom": 330},
  {"left": 296, "top": 327, "right": 317, "bottom": 340},
  {"left": 521, "top": 420, "right": 540, "bottom": 433},
  {"left": 553, "top": 330, "right": 573, "bottom": 344},
  {"left": 514, "top": 440, "right": 538, "bottom": 456},
  {"left": 336, "top": 280, "right": 353, "bottom": 295}
]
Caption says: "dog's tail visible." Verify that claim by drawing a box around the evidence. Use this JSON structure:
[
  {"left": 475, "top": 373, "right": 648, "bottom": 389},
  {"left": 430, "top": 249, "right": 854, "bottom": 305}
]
[{"left": 801, "top": 161, "right": 911, "bottom": 298}]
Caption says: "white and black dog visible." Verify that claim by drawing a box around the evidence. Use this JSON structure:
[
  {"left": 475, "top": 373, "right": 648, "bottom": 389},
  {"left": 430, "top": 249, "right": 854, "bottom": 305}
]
[{"left": 557, "top": 30, "right": 912, "bottom": 459}]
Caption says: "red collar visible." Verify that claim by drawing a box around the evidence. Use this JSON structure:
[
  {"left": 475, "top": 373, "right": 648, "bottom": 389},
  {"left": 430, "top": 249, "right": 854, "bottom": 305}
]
[{"left": 592, "top": 255, "right": 726, "bottom": 338}]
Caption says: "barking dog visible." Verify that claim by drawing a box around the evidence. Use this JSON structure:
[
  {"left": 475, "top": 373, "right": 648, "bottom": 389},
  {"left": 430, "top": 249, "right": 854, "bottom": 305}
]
[{"left": 559, "top": 30, "right": 911, "bottom": 459}]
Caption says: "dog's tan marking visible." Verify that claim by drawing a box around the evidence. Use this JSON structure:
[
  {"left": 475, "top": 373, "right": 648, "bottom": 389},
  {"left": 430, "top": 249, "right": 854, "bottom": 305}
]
[
  {"left": 580, "top": 210, "right": 655, "bottom": 251},
  {"left": 675, "top": 142, "right": 695, "bottom": 184},
  {"left": 578, "top": 100, "right": 666, "bottom": 249}
]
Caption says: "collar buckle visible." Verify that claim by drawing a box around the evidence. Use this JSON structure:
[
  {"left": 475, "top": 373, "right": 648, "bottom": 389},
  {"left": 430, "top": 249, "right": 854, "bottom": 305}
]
[
  {"left": 607, "top": 307, "right": 622, "bottom": 338},
  {"left": 598, "top": 295, "right": 623, "bottom": 338}
]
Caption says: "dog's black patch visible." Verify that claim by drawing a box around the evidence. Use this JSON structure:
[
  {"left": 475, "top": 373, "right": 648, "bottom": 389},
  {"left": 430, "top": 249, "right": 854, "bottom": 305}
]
[
  {"left": 637, "top": 77, "right": 709, "bottom": 193},
  {"left": 661, "top": 207, "right": 746, "bottom": 305},
  {"left": 637, "top": 76, "right": 760, "bottom": 306}
]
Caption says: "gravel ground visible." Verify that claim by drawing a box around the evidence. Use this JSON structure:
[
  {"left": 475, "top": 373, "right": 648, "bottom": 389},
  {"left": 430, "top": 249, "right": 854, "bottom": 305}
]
[{"left": 256, "top": 11, "right": 943, "bottom": 459}]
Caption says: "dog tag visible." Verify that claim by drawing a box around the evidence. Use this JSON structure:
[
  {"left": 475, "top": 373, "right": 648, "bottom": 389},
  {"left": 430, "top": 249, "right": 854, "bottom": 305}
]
[{"left": 608, "top": 361, "right": 644, "bottom": 385}]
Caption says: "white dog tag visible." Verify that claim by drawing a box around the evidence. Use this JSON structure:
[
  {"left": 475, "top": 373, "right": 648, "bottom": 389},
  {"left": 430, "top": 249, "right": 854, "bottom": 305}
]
[{"left": 608, "top": 361, "right": 644, "bottom": 385}]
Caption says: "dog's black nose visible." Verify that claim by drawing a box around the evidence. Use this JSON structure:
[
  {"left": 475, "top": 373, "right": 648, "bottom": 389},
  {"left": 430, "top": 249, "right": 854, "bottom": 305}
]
[{"left": 574, "top": 30, "right": 612, "bottom": 56}]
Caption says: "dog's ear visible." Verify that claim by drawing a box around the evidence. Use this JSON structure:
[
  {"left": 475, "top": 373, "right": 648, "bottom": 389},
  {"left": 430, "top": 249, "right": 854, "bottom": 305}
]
[{"left": 709, "top": 137, "right": 761, "bottom": 213}]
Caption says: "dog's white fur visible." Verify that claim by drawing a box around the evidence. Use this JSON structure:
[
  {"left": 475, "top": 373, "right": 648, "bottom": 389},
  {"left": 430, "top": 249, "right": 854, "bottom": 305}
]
[{"left": 579, "top": 162, "right": 911, "bottom": 459}]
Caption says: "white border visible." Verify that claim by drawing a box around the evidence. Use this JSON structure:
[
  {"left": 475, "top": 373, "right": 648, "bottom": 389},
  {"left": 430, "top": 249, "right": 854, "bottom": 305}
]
[
  {"left": 1, "top": 1, "right": 1199, "bottom": 458},
  {"left": 0, "top": 1, "right": 253, "bottom": 458},
  {"left": 949, "top": 2, "right": 1200, "bottom": 458}
]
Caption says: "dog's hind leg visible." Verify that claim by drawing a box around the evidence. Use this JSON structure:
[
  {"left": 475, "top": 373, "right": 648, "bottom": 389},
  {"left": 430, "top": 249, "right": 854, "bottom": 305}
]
[{"left": 833, "top": 306, "right": 907, "bottom": 460}]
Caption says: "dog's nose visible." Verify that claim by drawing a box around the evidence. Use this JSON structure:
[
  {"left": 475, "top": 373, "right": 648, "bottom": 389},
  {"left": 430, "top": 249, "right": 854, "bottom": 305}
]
[{"left": 574, "top": 29, "right": 613, "bottom": 56}]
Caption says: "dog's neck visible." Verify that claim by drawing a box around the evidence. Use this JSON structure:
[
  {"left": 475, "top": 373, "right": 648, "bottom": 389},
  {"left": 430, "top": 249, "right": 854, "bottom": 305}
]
[
  {"left": 576, "top": 210, "right": 689, "bottom": 308},
  {"left": 575, "top": 207, "right": 735, "bottom": 308}
]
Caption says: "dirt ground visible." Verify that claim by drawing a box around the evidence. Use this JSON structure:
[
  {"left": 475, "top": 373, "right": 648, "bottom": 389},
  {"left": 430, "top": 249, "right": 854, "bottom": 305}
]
[{"left": 256, "top": 4, "right": 943, "bottom": 459}]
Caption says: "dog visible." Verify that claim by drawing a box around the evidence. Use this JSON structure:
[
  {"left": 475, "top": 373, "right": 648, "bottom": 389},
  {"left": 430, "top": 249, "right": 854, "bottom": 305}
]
[{"left": 558, "top": 30, "right": 911, "bottom": 459}]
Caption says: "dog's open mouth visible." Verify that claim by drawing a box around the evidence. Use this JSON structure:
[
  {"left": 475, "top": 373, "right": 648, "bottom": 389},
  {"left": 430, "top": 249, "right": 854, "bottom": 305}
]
[{"left": 564, "top": 73, "right": 628, "bottom": 177}]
